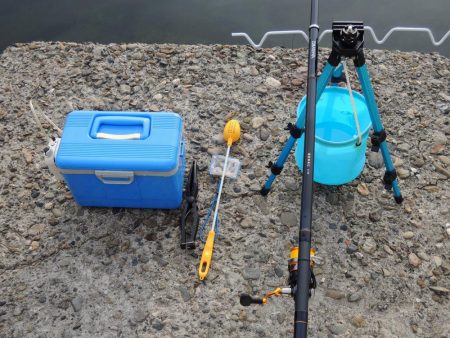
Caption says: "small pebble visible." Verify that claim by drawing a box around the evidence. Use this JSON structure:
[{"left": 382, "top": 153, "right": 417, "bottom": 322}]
[
  {"left": 243, "top": 268, "right": 260, "bottom": 281},
  {"left": 71, "top": 296, "right": 83, "bottom": 312},
  {"left": 265, "top": 77, "right": 281, "bottom": 88},
  {"left": 357, "top": 183, "right": 369, "bottom": 196},
  {"left": 348, "top": 292, "right": 362, "bottom": 302},
  {"left": 346, "top": 243, "right": 358, "bottom": 254},
  {"left": 325, "top": 289, "right": 345, "bottom": 300},
  {"left": 417, "top": 251, "right": 430, "bottom": 261},
  {"left": 383, "top": 245, "right": 394, "bottom": 255},
  {"left": 402, "top": 231, "right": 415, "bottom": 239},
  {"left": 433, "top": 256, "right": 443, "bottom": 267},
  {"left": 179, "top": 287, "right": 191, "bottom": 302},
  {"left": 409, "top": 253, "right": 421, "bottom": 267},
  {"left": 351, "top": 314, "right": 366, "bottom": 328},
  {"left": 152, "top": 318, "right": 165, "bottom": 330},
  {"left": 362, "top": 237, "right": 377, "bottom": 253},
  {"left": 251, "top": 116, "right": 265, "bottom": 129}
]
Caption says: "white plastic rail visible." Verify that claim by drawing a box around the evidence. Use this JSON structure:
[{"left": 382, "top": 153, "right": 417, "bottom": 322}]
[{"left": 232, "top": 26, "right": 450, "bottom": 48}]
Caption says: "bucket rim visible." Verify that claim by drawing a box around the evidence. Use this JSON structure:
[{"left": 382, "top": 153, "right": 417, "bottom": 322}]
[{"left": 297, "top": 86, "right": 372, "bottom": 146}]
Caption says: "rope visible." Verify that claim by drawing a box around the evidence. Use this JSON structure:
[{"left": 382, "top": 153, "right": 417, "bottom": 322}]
[
  {"left": 199, "top": 182, "right": 221, "bottom": 243},
  {"left": 342, "top": 61, "right": 362, "bottom": 146},
  {"left": 29, "top": 100, "right": 63, "bottom": 136}
]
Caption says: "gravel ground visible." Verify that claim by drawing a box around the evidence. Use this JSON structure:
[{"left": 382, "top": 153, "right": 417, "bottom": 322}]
[{"left": 0, "top": 42, "right": 449, "bottom": 338}]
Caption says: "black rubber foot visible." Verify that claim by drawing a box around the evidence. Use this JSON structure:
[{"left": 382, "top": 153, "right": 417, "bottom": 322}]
[
  {"left": 394, "top": 194, "right": 404, "bottom": 204},
  {"left": 260, "top": 186, "right": 270, "bottom": 196},
  {"left": 240, "top": 293, "right": 263, "bottom": 306}
]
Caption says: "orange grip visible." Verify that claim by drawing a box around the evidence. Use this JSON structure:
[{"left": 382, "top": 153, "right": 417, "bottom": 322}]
[{"left": 198, "top": 231, "right": 215, "bottom": 280}]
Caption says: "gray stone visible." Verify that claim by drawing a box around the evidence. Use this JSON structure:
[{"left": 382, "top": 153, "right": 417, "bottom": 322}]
[
  {"left": 152, "top": 318, "right": 165, "bottom": 330},
  {"left": 362, "top": 237, "right": 377, "bottom": 253},
  {"left": 429, "top": 286, "right": 449, "bottom": 295},
  {"left": 325, "top": 289, "right": 346, "bottom": 300},
  {"left": 265, "top": 77, "right": 281, "bottom": 88},
  {"left": 274, "top": 266, "right": 284, "bottom": 278},
  {"left": 369, "top": 210, "right": 382, "bottom": 222},
  {"left": 346, "top": 243, "right": 358, "bottom": 254},
  {"left": 251, "top": 117, "right": 265, "bottom": 129},
  {"left": 347, "top": 292, "right": 362, "bottom": 302},
  {"left": 409, "top": 253, "right": 421, "bottom": 267},
  {"left": 397, "top": 143, "right": 411, "bottom": 152},
  {"left": 243, "top": 268, "right": 261, "bottom": 281},
  {"left": 259, "top": 128, "right": 270, "bottom": 141},
  {"left": 240, "top": 217, "right": 255, "bottom": 229},
  {"left": 368, "top": 152, "right": 384, "bottom": 169},
  {"left": 134, "top": 309, "right": 148, "bottom": 323},
  {"left": 13, "top": 306, "right": 23, "bottom": 316},
  {"left": 179, "top": 287, "right": 191, "bottom": 302},
  {"left": 402, "top": 231, "right": 415, "bottom": 239},
  {"left": 280, "top": 212, "right": 297, "bottom": 227},
  {"left": 397, "top": 168, "right": 410, "bottom": 178},
  {"left": 119, "top": 84, "right": 131, "bottom": 94},
  {"left": 70, "top": 296, "right": 83, "bottom": 312},
  {"left": 284, "top": 179, "right": 298, "bottom": 191},
  {"left": 328, "top": 323, "right": 347, "bottom": 335},
  {"left": 62, "top": 330, "right": 73, "bottom": 338}
]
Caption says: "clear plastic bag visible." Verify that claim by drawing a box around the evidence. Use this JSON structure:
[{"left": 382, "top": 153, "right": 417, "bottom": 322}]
[{"left": 209, "top": 154, "right": 241, "bottom": 179}]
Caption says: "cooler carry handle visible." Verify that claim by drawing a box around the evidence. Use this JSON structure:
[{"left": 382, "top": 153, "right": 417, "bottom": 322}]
[
  {"left": 95, "top": 170, "right": 135, "bottom": 184},
  {"left": 96, "top": 132, "right": 141, "bottom": 140},
  {"left": 90, "top": 116, "right": 151, "bottom": 140}
]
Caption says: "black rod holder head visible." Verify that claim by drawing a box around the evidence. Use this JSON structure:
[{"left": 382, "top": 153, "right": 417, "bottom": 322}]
[{"left": 332, "top": 21, "right": 365, "bottom": 59}]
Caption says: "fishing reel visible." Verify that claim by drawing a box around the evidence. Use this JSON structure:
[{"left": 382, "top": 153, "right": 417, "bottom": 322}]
[{"left": 240, "top": 247, "right": 318, "bottom": 306}]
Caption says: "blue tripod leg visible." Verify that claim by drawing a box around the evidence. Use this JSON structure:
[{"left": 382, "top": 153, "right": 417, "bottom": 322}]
[
  {"left": 356, "top": 65, "right": 403, "bottom": 204},
  {"left": 261, "top": 62, "right": 335, "bottom": 195},
  {"left": 330, "top": 63, "right": 344, "bottom": 87}
]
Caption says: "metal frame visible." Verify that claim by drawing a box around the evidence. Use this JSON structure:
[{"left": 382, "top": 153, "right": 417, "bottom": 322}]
[{"left": 232, "top": 26, "right": 450, "bottom": 49}]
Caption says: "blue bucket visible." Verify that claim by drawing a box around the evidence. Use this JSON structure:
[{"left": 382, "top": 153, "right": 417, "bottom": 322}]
[{"left": 295, "top": 86, "right": 372, "bottom": 185}]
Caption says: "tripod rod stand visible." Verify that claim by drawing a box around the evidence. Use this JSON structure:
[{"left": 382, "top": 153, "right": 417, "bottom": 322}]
[{"left": 261, "top": 21, "right": 403, "bottom": 204}]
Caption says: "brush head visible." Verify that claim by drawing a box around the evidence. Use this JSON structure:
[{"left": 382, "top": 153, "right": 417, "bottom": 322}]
[{"left": 223, "top": 119, "right": 240, "bottom": 146}]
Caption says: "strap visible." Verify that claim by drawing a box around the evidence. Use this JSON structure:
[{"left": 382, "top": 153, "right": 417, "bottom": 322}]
[{"left": 199, "top": 182, "right": 220, "bottom": 243}]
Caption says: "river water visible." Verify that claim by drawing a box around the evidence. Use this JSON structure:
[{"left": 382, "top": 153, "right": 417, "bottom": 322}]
[{"left": 1, "top": 0, "right": 449, "bottom": 55}]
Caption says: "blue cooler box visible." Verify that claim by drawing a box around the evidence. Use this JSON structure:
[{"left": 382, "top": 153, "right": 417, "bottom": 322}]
[{"left": 54, "top": 111, "right": 185, "bottom": 208}]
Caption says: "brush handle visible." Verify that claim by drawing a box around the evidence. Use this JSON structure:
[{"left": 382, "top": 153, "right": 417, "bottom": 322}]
[
  {"left": 198, "top": 230, "right": 215, "bottom": 280},
  {"left": 210, "top": 145, "right": 231, "bottom": 231}
]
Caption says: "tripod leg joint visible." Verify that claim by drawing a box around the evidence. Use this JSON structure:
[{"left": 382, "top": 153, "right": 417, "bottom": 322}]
[
  {"left": 266, "top": 161, "right": 284, "bottom": 176},
  {"left": 371, "top": 129, "right": 387, "bottom": 152},
  {"left": 383, "top": 169, "right": 398, "bottom": 189},
  {"left": 285, "top": 123, "right": 304, "bottom": 139}
]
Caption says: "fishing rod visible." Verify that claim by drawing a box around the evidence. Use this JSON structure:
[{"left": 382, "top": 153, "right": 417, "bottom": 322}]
[
  {"left": 240, "top": 1, "right": 320, "bottom": 337},
  {"left": 294, "top": 0, "right": 319, "bottom": 335}
]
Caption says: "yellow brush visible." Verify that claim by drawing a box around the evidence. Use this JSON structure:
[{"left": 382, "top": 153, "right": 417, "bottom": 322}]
[{"left": 198, "top": 119, "right": 241, "bottom": 280}]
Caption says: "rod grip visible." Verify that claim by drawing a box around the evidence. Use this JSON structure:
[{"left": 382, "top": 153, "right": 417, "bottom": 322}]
[{"left": 198, "top": 231, "right": 215, "bottom": 280}]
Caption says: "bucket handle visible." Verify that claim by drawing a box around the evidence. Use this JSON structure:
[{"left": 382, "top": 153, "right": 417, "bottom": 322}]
[{"left": 342, "top": 61, "right": 363, "bottom": 146}]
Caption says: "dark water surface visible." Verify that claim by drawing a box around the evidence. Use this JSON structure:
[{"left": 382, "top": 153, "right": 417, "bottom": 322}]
[{"left": 1, "top": 0, "right": 449, "bottom": 55}]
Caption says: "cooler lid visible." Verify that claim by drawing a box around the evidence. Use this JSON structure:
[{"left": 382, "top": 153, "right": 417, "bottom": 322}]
[{"left": 55, "top": 111, "right": 183, "bottom": 172}]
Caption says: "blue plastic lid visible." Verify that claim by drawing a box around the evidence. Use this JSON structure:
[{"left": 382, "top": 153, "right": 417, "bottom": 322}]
[{"left": 56, "top": 111, "right": 183, "bottom": 172}]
